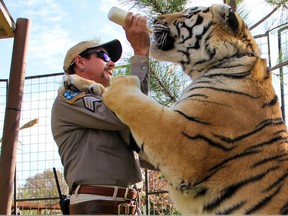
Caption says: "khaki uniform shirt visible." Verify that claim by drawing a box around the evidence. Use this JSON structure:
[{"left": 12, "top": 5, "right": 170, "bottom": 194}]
[{"left": 51, "top": 55, "right": 149, "bottom": 189}]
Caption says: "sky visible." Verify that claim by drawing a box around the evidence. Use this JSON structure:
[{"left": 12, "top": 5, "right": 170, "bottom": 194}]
[{"left": 0, "top": 0, "right": 272, "bottom": 79}]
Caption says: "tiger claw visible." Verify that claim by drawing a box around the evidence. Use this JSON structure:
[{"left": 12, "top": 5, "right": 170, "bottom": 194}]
[
  {"left": 89, "top": 83, "right": 105, "bottom": 96},
  {"left": 63, "top": 75, "right": 80, "bottom": 92}
]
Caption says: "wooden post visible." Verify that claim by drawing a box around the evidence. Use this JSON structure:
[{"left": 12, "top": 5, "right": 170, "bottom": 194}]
[{"left": 0, "top": 18, "right": 31, "bottom": 214}]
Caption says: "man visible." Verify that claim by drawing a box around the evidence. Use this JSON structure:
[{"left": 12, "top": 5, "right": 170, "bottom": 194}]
[{"left": 51, "top": 12, "right": 150, "bottom": 214}]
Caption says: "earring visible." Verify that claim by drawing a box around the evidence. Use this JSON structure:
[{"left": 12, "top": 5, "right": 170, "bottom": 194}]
[{"left": 80, "top": 67, "right": 85, "bottom": 72}]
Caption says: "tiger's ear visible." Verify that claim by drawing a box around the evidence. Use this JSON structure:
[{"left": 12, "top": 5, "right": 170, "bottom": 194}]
[
  {"left": 211, "top": 4, "right": 239, "bottom": 32},
  {"left": 226, "top": 9, "right": 239, "bottom": 32}
]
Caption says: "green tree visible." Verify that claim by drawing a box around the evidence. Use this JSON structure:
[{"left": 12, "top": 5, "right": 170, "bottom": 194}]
[
  {"left": 224, "top": 0, "right": 244, "bottom": 11},
  {"left": 124, "top": 0, "right": 186, "bottom": 14},
  {"left": 249, "top": 0, "right": 288, "bottom": 30},
  {"left": 18, "top": 169, "right": 68, "bottom": 199},
  {"left": 16, "top": 169, "right": 68, "bottom": 214}
]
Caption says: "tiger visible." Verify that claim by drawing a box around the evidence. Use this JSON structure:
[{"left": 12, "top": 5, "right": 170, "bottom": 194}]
[{"left": 64, "top": 4, "right": 288, "bottom": 214}]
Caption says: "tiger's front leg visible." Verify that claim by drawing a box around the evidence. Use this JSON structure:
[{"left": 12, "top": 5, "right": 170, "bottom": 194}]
[
  {"left": 63, "top": 74, "right": 105, "bottom": 95},
  {"left": 103, "top": 75, "right": 163, "bottom": 149},
  {"left": 103, "top": 75, "right": 147, "bottom": 125},
  {"left": 103, "top": 75, "right": 182, "bottom": 170},
  {"left": 104, "top": 76, "right": 208, "bottom": 213}
]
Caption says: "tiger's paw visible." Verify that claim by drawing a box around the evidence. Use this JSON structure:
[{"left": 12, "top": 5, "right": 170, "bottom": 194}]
[
  {"left": 63, "top": 74, "right": 105, "bottom": 96},
  {"left": 88, "top": 83, "right": 106, "bottom": 96},
  {"left": 103, "top": 75, "right": 141, "bottom": 111}
]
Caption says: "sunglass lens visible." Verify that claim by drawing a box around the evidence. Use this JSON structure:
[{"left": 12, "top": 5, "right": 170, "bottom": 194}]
[{"left": 102, "top": 52, "right": 111, "bottom": 62}]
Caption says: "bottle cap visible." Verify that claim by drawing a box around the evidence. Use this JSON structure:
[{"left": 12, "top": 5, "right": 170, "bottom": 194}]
[
  {"left": 108, "top": 6, "right": 129, "bottom": 27},
  {"left": 108, "top": 6, "right": 153, "bottom": 33}
]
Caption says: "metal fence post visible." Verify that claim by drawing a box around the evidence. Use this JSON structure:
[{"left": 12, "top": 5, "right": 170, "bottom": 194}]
[{"left": 0, "top": 18, "right": 31, "bottom": 214}]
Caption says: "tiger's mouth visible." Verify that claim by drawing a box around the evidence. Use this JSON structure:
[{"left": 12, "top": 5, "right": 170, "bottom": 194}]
[{"left": 153, "top": 20, "right": 175, "bottom": 51}]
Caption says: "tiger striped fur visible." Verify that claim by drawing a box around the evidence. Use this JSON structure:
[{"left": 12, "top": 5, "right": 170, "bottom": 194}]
[{"left": 103, "top": 4, "right": 288, "bottom": 214}]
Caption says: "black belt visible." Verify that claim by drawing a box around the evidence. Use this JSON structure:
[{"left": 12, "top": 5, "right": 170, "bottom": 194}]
[
  {"left": 69, "top": 200, "right": 137, "bottom": 215},
  {"left": 71, "top": 185, "right": 138, "bottom": 200}
]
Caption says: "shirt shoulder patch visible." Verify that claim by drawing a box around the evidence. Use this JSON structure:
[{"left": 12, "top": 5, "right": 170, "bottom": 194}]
[
  {"left": 83, "top": 96, "right": 102, "bottom": 112},
  {"left": 59, "top": 89, "right": 85, "bottom": 104}
]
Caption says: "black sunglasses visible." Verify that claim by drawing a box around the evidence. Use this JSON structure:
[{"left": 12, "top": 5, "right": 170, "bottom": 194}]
[{"left": 80, "top": 49, "right": 111, "bottom": 62}]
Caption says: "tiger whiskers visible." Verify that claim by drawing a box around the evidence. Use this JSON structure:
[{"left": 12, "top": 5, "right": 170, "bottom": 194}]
[
  {"left": 153, "top": 23, "right": 169, "bottom": 32},
  {"left": 153, "top": 25, "right": 170, "bottom": 49},
  {"left": 155, "top": 33, "right": 168, "bottom": 48}
]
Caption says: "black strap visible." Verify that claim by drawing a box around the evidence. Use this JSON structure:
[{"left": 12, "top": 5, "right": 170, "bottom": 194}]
[{"left": 129, "top": 134, "right": 141, "bottom": 153}]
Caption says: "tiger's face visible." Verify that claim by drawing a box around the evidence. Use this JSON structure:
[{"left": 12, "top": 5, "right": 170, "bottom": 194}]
[{"left": 151, "top": 4, "right": 260, "bottom": 79}]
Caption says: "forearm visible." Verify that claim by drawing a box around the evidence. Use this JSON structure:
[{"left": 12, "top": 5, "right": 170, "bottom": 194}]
[{"left": 130, "top": 55, "right": 149, "bottom": 95}]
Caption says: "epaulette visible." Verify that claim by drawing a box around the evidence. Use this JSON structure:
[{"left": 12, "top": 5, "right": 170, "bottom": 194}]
[{"left": 59, "top": 89, "right": 85, "bottom": 104}]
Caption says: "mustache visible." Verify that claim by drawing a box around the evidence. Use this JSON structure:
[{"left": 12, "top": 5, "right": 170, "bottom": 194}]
[{"left": 104, "top": 64, "right": 115, "bottom": 71}]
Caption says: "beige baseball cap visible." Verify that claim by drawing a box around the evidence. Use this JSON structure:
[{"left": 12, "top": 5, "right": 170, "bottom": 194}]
[{"left": 63, "top": 39, "right": 122, "bottom": 72}]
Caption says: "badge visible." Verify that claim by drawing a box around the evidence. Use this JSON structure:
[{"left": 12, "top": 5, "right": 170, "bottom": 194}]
[{"left": 59, "top": 89, "right": 85, "bottom": 104}]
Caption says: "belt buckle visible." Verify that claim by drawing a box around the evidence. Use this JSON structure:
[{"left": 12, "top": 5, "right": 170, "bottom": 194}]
[{"left": 118, "top": 202, "right": 130, "bottom": 215}]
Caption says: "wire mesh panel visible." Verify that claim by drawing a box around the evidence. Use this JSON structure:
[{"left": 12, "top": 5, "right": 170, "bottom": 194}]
[
  {"left": 141, "top": 170, "right": 178, "bottom": 215},
  {"left": 278, "top": 27, "right": 288, "bottom": 123},
  {"left": 13, "top": 73, "right": 65, "bottom": 214},
  {"left": 255, "top": 33, "right": 271, "bottom": 67},
  {"left": 255, "top": 27, "right": 288, "bottom": 123}
]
